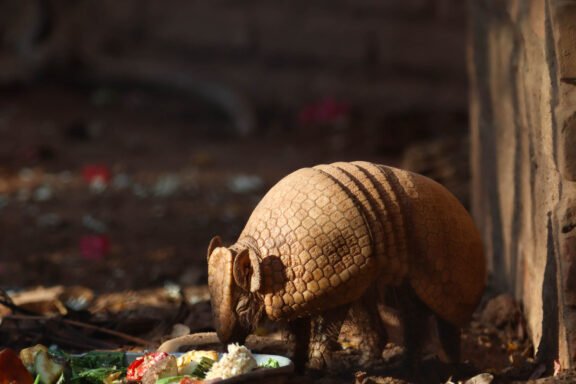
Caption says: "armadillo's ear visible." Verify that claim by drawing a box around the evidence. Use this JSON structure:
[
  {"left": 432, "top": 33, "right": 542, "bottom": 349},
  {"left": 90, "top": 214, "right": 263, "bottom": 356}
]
[
  {"left": 233, "top": 248, "right": 261, "bottom": 293},
  {"left": 207, "top": 236, "right": 222, "bottom": 260}
]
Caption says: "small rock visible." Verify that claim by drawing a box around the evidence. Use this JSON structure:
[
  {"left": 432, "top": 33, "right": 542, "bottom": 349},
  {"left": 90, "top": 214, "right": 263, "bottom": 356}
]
[
  {"left": 33, "top": 185, "right": 53, "bottom": 202},
  {"left": 153, "top": 174, "right": 181, "bottom": 197},
  {"left": 464, "top": 373, "right": 494, "bottom": 384},
  {"left": 112, "top": 173, "right": 131, "bottom": 190},
  {"left": 481, "top": 294, "right": 522, "bottom": 329},
  {"left": 18, "top": 168, "right": 35, "bottom": 182},
  {"left": 58, "top": 286, "right": 94, "bottom": 311},
  {"left": 228, "top": 174, "right": 264, "bottom": 194},
  {"left": 89, "top": 178, "right": 107, "bottom": 193},
  {"left": 163, "top": 281, "right": 182, "bottom": 300},
  {"left": 82, "top": 215, "right": 108, "bottom": 233}
]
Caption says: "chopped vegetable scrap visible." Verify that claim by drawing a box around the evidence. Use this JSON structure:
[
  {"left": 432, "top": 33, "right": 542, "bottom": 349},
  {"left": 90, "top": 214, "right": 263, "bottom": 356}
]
[
  {"left": 0, "top": 348, "right": 34, "bottom": 384},
  {"left": 260, "top": 358, "right": 280, "bottom": 369},
  {"left": 1, "top": 344, "right": 281, "bottom": 383}
]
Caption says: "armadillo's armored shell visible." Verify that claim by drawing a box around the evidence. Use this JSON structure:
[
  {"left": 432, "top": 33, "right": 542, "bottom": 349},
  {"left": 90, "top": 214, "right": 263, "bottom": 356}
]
[
  {"left": 239, "top": 167, "right": 378, "bottom": 320},
  {"left": 238, "top": 162, "right": 485, "bottom": 326}
]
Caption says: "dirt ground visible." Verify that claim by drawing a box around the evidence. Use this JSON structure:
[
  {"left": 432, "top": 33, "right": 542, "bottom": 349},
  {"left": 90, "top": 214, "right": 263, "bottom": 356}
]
[{"left": 0, "top": 82, "right": 549, "bottom": 383}]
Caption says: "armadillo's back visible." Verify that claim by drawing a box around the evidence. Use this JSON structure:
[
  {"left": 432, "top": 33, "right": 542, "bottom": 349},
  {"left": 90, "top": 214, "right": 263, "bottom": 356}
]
[{"left": 239, "top": 167, "right": 378, "bottom": 320}]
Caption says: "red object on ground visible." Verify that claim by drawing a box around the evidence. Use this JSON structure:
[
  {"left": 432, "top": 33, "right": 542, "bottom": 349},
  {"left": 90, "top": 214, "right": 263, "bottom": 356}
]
[
  {"left": 0, "top": 348, "right": 34, "bottom": 384},
  {"left": 298, "top": 97, "right": 351, "bottom": 126},
  {"left": 79, "top": 235, "right": 110, "bottom": 261},
  {"left": 126, "top": 352, "right": 172, "bottom": 382},
  {"left": 82, "top": 164, "right": 111, "bottom": 184}
]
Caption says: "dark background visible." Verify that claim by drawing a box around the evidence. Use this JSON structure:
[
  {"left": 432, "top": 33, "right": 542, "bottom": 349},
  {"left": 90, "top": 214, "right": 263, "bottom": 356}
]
[{"left": 0, "top": 0, "right": 469, "bottom": 293}]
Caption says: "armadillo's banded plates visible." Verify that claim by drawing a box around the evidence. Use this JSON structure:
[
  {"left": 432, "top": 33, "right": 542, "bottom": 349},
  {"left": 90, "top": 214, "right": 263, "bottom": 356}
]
[
  {"left": 314, "top": 162, "right": 410, "bottom": 285},
  {"left": 239, "top": 161, "right": 486, "bottom": 326},
  {"left": 240, "top": 167, "right": 378, "bottom": 321}
]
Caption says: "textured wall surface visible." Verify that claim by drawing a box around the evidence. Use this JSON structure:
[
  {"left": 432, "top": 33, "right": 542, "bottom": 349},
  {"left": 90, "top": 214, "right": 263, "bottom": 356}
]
[{"left": 469, "top": 0, "right": 576, "bottom": 368}]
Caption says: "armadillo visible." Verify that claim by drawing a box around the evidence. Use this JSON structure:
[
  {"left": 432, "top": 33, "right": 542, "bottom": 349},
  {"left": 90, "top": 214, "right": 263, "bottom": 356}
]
[{"left": 207, "top": 161, "right": 485, "bottom": 370}]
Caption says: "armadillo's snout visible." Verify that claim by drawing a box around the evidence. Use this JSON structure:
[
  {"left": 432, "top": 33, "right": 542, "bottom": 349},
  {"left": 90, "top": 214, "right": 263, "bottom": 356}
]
[
  {"left": 218, "top": 316, "right": 249, "bottom": 345},
  {"left": 208, "top": 246, "right": 245, "bottom": 344}
]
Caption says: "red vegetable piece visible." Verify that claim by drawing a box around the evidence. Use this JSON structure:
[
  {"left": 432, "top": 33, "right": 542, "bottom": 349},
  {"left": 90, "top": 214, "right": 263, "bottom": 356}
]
[
  {"left": 0, "top": 348, "right": 34, "bottom": 384},
  {"left": 126, "top": 355, "right": 146, "bottom": 381},
  {"left": 126, "top": 352, "right": 172, "bottom": 382}
]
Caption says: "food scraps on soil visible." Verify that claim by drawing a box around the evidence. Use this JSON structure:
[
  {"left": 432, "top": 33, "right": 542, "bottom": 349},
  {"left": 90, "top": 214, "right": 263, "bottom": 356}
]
[{"left": 0, "top": 343, "right": 280, "bottom": 384}]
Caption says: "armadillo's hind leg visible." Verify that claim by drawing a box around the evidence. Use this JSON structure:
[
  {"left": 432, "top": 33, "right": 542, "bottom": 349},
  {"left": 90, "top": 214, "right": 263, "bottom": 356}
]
[
  {"left": 435, "top": 316, "right": 461, "bottom": 364},
  {"left": 341, "top": 294, "right": 388, "bottom": 369},
  {"left": 307, "top": 305, "right": 349, "bottom": 372},
  {"left": 387, "top": 284, "right": 432, "bottom": 370}
]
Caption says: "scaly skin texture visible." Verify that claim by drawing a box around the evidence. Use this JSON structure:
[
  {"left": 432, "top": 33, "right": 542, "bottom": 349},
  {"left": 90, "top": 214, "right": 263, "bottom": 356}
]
[{"left": 207, "top": 161, "right": 486, "bottom": 371}]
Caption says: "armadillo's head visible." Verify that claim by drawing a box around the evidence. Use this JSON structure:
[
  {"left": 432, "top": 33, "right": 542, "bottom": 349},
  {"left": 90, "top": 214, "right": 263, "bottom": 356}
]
[{"left": 207, "top": 236, "right": 263, "bottom": 345}]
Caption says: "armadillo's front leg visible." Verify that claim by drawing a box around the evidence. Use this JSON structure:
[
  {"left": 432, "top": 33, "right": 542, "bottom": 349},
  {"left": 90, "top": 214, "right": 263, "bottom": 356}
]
[
  {"left": 307, "top": 305, "right": 349, "bottom": 371},
  {"left": 286, "top": 317, "right": 311, "bottom": 373}
]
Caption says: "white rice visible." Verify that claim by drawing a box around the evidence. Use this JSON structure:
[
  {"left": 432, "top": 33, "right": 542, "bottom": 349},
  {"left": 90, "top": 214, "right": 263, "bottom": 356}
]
[{"left": 204, "top": 343, "right": 257, "bottom": 380}]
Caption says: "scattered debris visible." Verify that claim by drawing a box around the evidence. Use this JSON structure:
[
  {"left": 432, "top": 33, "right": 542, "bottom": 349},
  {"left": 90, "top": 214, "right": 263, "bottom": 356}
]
[
  {"left": 33, "top": 185, "right": 53, "bottom": 202},
  {"left": 79, "top": 235, "right": 110, "bottom": 261},
  {"left": 445, "top": 373, "right": 494, "bottom": 384},
  {"left": 163, "top": 282, "right": 182, "bottom": 301},
  {"left": 82, "top": 215, "right": 108, "bottom": 234},
  {"left": 18, "top": 168, "right": 36, "bottom": 182},
  {"left": 153, "top": 174, "right": 181, "bottom": 197},
  {"left": 82, "top": 164, "right": 111, "bottom": 193},
  {"left": 227, "top": 174, "right": 263, "bottom": 194},
  {"left": 112, "top": 173, "right": 131, "bottom": 190}
]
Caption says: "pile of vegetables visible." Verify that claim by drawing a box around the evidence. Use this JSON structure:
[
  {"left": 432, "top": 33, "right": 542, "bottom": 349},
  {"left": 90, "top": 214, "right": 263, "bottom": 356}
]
[{"left": 0, "top": 345, "right": 280, "bottom": 384}]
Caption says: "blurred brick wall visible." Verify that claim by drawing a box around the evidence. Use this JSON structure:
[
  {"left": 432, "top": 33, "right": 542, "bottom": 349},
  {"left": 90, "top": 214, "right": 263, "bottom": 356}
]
[{"left": 1, "top": 0, "right": 468, "bottom": 139}]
